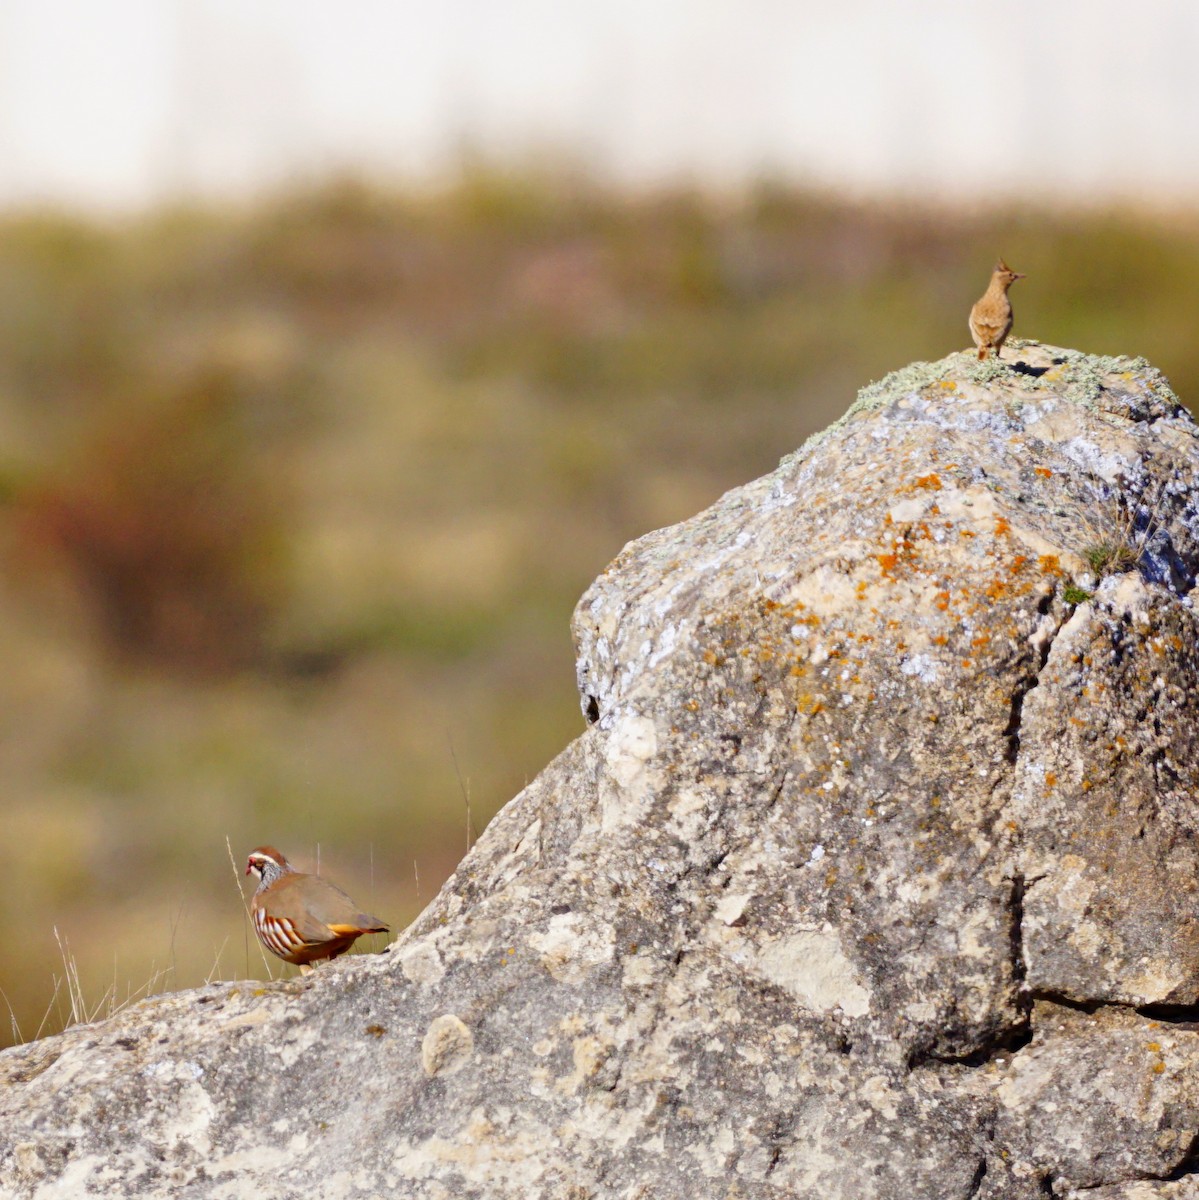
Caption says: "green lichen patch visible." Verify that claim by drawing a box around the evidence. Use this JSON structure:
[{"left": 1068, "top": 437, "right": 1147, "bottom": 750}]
[
  {"left": 788, "top": 344, "right": 1182, "bottom": 475},
  {"left": 788, "top": 356, "right": 957, "bottom": 463},
  {"left": 962, "top": 355, "right": 1015, "bottom": 385},
  {"left": 1028, "top": 348, "right": 1179, "bottom": 410}
]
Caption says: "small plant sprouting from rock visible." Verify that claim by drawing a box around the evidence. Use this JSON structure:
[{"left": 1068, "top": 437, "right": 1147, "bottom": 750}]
[
  {"left": 1081, "top": 539, "right": 1138, "bottom": 576},
  {"left": 1076, "top": 482, "right": 1167, "bottom": 585},
  {"left": 1062, "top": 584, "right": 1092, "bottom": 606}
]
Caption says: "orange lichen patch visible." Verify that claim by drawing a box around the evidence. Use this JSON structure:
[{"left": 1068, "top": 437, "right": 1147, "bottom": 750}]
[
  {"left": 684, "top": 699, "right": 699, "bottom": 712},
  {"left": 939, "top": 381, "right": 957, "bottom": 390},
  {"left": 877, "top": 531, "right": 919, "bottom": 578},
  {"left": 960, "top": 529, "right": 976, "bottom": 539},
  {"left": 1011, "top": 555, "right": 1028, "bottom": 573},
  {"left": 1038, "top": 554, "right": 1063, "bottom": 576},
  {"left": 934, "top": 591, "right": 950, "bottom": 611},
  {"left": 932, "top": 634, "right": 948, "bottom": 646},
  {"left": 916, "top": 474, "right": 942, "bottom": 490},
  {"left": 971, "top": 634, "right": 991, "bottom": 650},
  {"left": 796, "top": 694, "right": 825, "bottom": 715},
  {"left": 1081, "top": 779, "right": 1093, "bottom": 792},
  {"left": 1034, "top": 466, "right": 1053, "bottom": 478},
  {"left": 984, "top": 577, "right": 1010, "bottom": 601},
  {"left": 1044, "top": 772, "right": 1057, "bottom": 791},
  {"left": 1147, "top": 1042, "right": 1162, "bottom": 1053},
  {"left": 1153, "top": 1062, "right": 1167, "bottom": 1075}
]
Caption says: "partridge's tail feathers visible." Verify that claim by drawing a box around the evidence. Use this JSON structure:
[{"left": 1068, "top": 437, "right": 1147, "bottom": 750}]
[{"left": 328, "top": 917, "right": 389, "bottom": 936}]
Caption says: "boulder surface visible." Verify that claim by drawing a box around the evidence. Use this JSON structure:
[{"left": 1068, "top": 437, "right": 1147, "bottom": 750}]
[{"left": 5, "top": 342, "right": 1199, "bottom": 1199}]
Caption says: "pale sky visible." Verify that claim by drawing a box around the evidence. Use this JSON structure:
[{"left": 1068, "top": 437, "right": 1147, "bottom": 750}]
[{"left": 1, "top": 0, "right": 1198, "bottom": 209}]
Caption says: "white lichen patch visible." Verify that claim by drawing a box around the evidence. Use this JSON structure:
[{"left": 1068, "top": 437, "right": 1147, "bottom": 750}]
[
  {"left": 527, "top": 912, "right": 616, "bottom": 984},
  {"left": 900, "top": 653, "right": 940, "bottom": 684},
  {"left": 668, "top": 789, "right": 709, "bottom": 844},
  {"left": 1125, "top": 962, "right": 1189, "bottom": 1002},
  {"left": 1068, "top": 920, "right": 1113, "bottom": 959},
  {"left": 274, "top": 1017, "right": 321, "bottom": 1069},
  {"left": 955, "top": 905, "right": 997, "bottom": 961},
  {"left": 393, "top": 1109, "right": 555, "bottom": 1191},
  {"left": 1050, "top": 854, "right": 1097, "bottom": 918},
  {"left": 222, "top": 1007, "right": 272, "bottom": 1030},
  {"left": 717, "top": 926, "right": 871, "bottom": 1018},
  {"left": 621, "top": 953, "right": 660, "bottom": 989},
  {"left": 207, "top": 1134, "right": 313, "bottom": 1195},
  {"left": 490, "top": 817, "right": 543, "bottom": 886},
  {"left": 686, "top": 1123, "right": 738, "bottom": 1177},
  {"left": 600, "top": 713, "right": 659, "bottom": 829},
  {"left": 781, "top": 563, "right": 865, "bottom": 615},
  {"left": 421, "top": 1014, "right": 474, "bottom": 1077},
  {"left": 714, "top": 894, "right": 751, "bottom": 926},
  {"left": 398, "top": 940, "right": 445, "bottom": 986},
  {"left": 160, "top": 1078, "right": 216, "bottom": 1157},
  {"left": 1057, "top": 435, "right": 1138, "bottom": 484},
  {"left": 554, "top": 1034, "right": 613, "bottom": 1095},
  {"left": 861, "top": 1074, "right": 900, "bottom": 1121},
  {"left": 1103, "top": 572, "right": 1155, "bottom": 618}
]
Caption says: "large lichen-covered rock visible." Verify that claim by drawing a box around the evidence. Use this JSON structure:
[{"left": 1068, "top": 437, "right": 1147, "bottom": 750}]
[{"left": 5, "top": 341, "right": 1199, "bottom": 1199}]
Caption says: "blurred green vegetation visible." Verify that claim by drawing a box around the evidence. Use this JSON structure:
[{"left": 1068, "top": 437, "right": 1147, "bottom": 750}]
[{"left": 2, "top": 171, "right": 1199, "bottom": 1046}]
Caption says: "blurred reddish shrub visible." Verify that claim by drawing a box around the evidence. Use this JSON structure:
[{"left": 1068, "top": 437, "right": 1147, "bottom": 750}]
[{"left": 16, "top": 368, "right": 288, "bottom": 674}]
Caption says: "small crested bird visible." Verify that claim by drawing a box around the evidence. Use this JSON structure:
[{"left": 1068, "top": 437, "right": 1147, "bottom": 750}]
[
  {"left": 969, "top": 259, "right": 1025, "bottom": 360},
  {"left": 246, "top": 846, "right": 389, "bottom": 968}
]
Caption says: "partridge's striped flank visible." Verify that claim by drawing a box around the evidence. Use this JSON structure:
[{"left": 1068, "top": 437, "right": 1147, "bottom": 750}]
[
  {"left": 246, "top": 846, "right": 389, "bottom": 968},
  {"left": 253, "top": 909, "right": 307, "bottom": 958}
]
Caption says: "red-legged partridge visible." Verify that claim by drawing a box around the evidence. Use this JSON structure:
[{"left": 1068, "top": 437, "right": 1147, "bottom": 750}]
[{"left": 246, "top": 845, "right": 388, "bottom": 968}]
